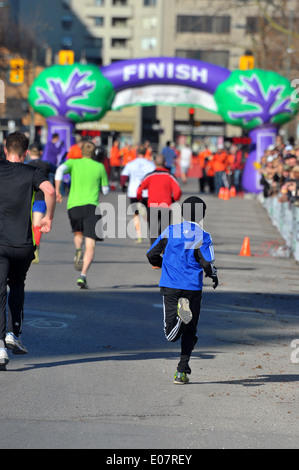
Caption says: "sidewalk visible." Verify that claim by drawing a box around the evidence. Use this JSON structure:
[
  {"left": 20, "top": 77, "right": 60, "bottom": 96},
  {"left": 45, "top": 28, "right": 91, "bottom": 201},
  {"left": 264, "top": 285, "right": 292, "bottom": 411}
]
[{"left": 0, "top": 177, "right": 298, "bottom": 449}]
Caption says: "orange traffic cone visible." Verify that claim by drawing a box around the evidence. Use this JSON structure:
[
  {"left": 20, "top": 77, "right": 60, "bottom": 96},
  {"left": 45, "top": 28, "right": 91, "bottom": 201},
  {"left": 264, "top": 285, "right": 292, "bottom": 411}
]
[
  {"left": 239, "top": 237, "right": 251, "bottom": 256},
  {"left": 223, "top": 187, "right": 230, "bottom": 200},
  {"left": 218, "top": 187, "right": 225, "bottom": 199},
  {"left": 230, "top": 186, "right": 236, "bottom": 197}
]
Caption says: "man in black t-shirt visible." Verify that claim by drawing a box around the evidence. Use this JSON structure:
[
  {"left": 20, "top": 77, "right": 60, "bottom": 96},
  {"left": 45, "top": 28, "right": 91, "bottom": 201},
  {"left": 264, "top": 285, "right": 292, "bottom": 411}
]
[
  {"left": 27, "top": 144, "right": 56, "bottom": 263},
  {"left": 0, "top": 132, "right": 56, "bottom": 369}
]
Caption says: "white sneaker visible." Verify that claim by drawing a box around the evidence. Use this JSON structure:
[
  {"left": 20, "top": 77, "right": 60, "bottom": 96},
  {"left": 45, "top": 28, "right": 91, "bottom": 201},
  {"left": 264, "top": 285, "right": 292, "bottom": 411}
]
[
  {"left": 177, "top": 298, "right": 193, "bottom": 324},
  {"left": 0, "top": 348, "right": 9, "bottom": 370},
  {"left": 5, "top": 333, "right": 28, "bottom": 355}
]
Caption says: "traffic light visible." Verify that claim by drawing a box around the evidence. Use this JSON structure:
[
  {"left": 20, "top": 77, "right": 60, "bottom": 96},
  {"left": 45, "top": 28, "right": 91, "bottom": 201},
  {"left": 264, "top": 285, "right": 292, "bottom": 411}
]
[
  {"left": 239, "top": 51, "right": 255, "bottom": 70},
  {"left": 9, "top": 58, "right": 24, "bottom": 84},
  {"left": 58, "top": 50, "right": 74, "bottom": 65},
  {"left": 189, "top": 108, "right": 195, "bottom": 124}
]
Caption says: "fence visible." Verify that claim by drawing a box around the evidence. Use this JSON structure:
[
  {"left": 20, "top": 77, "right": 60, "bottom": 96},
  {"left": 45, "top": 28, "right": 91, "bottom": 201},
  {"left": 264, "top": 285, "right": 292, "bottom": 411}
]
[{"left": 263, "top": 196, "right": 299, "bottom": 262}]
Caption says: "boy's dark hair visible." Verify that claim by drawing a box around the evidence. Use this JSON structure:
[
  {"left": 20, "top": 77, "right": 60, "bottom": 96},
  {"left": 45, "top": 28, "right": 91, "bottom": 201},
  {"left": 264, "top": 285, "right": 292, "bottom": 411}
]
[
  {"left": 181, "top": 196, "right": 206, "bottom": 222},
  {"left": 5, "top": 132, "right": 29, "bottom": 157}
]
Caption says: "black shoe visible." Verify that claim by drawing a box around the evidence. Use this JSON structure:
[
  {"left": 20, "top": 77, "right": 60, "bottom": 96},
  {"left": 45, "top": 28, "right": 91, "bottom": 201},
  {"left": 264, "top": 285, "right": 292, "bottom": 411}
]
[{"left": 77, "top": 275, "right": 88, "bottom": 289}]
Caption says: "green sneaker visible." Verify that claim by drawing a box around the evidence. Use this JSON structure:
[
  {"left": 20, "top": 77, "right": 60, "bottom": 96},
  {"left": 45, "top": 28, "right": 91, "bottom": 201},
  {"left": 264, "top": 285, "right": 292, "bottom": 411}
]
[
  {"left": 77, "top": 275, "right": 87, "bottom": 289},
  {"left": 74, "top": 249, "right": 83, "bottom": 271},
  {"left": 177, "top": 298, "right": 192, "bottom": 324},
  {"left": 173, "top": 371, "right": 190, "bottom": 385}
]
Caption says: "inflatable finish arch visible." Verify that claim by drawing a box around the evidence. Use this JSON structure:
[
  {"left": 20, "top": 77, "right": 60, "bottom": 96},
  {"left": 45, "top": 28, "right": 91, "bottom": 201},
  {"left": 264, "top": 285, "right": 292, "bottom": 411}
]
[{"left": 28, "top": 57, "right": 298, "bottom": 193}]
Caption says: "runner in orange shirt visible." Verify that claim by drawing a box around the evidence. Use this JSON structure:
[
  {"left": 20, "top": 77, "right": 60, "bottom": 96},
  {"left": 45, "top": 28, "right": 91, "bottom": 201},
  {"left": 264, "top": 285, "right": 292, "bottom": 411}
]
[
  {"left": 212, "top": 147, "right": 228, "bottom": 194},
  {"left": 67, "top": 135, "right": 83, "bottom": 160},
  {"left": 198, "top": 146, "right": 212, "bottom": 193},
  {"left": 225, "top": 149, "right": 235, "bottom": 188},
  {"left": 109, "top": 140, "right": 122, "bottom": 189},
  {"left": 204, "top": 154, "right": 215, "bottom": 194},
  {"left": 121, "top": 143, "right": 137, "bottom": 166}
]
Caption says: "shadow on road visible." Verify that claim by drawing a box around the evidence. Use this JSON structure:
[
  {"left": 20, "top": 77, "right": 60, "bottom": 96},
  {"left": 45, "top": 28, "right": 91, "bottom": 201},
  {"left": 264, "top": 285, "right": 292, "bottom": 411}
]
[{"left": 18, "top": 289, "right": 298, "bottom": 362}]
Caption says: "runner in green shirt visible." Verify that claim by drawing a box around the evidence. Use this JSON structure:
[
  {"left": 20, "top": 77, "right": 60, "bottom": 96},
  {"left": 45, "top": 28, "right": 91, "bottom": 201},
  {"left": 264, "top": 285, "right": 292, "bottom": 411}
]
[{"left": 55, "top": 141, "right": 109, "bottom": 288}]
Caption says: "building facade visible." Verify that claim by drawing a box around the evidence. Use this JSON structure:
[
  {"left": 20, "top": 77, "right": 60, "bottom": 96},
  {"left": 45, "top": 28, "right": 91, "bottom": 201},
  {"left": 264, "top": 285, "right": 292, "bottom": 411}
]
[{"left": 12, "top": 0, "right": 298, "bottom": 149}]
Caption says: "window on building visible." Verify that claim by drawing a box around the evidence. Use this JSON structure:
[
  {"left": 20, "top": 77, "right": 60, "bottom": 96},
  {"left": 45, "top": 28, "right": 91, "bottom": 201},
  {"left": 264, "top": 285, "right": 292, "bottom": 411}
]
[
  {"left": 94, "top": 0, "right": 104, "bottom": 5},
  {"left": 141, "top": 37, "right": 157, "bottom": 50},
  {"left": 85, "top": 36, "right": 103, "bottom": 49},
  {"left": 246, "top": 17, "right": 259, "bottom": 34},
  {"left": 61, "top": 15, "right": 73, "bottom": 30},
  {"left": 142, "top": 17, "right": 157, "bottom": 29},
  {"left": 176, "top": 49, "right": 229, "bottom": 68},
  {"left": 144, "top": 0, "right": 157, "bottom": 5},
  {"left": 112, "top": 17, "right": 127, "bottom": 27},
  {"left": 177, "top": 15, "right": 231, "bottom": 34},
  {"left": 112, "top": 0, "right": 128, "bottom": 6},
  {"left": 94, "top": 16, "right": 104, "bottom": 26},
  {"left": 111, "top": 38, "right": 127, "bottom": 48}
]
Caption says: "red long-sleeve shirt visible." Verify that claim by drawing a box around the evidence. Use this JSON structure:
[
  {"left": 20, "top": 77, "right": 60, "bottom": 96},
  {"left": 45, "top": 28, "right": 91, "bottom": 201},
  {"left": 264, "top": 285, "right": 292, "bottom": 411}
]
[{"left": 136, "top": 167, "right": 182, "bottom": 207}]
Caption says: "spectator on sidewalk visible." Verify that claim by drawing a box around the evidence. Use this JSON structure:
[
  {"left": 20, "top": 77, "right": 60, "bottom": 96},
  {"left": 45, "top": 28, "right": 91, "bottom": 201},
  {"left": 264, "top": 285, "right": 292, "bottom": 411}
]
[{"left": 162, "top": 141, "right": 177, "bottom": 174}]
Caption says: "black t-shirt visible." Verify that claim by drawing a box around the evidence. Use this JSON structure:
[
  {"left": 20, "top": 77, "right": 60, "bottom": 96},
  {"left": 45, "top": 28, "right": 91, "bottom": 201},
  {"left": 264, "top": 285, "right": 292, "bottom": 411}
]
[
  {"left": 27, "top": 159, "right": 51, "bottom": 201},
  {"left": 0, "top": 161, "right": 47, "bottom": 247}
]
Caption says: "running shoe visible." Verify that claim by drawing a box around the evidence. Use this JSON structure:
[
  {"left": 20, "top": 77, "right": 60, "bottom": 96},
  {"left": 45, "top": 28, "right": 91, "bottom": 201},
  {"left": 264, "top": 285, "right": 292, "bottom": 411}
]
[
  {"left": 74, "top": 249, "right": 83, "bottom": 271},
  {"left": 5, "top": 332, "right": 28, "bottom": 354},
  {"left": 173, "top": 371, "right": 190, "bottom": 385},
  {"left": 177, "top": 298, "right": 192, "bottom": 324},
  {"left": 0, "top": 348, "right": 9, "bottom": 370},
  {"left": 32, "top": 248, "right": 39, "bottom": 264},
  {"left": 77, "top": 275, "right": 88, "bottom": 289}
]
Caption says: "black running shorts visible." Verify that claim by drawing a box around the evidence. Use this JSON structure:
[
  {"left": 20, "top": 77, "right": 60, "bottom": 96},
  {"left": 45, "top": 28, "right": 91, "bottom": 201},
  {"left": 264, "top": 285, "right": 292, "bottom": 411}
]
[{"left": 68, "top": 204, "right": 102, "bottom": 241}]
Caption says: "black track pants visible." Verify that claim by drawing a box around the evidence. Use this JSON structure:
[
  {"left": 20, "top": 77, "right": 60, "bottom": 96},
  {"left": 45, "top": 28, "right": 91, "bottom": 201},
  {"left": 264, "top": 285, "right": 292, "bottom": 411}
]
[
  {"left": 160, "top": 287, "right": 202, "bottom": 374},
  {"left": 0, "top": 245, "right": 34, "bottom": 341}
]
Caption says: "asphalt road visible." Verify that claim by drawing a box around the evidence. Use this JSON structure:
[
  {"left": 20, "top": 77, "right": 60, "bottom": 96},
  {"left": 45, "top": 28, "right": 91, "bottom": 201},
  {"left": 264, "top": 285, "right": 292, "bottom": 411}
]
[{"left": 0, "top": 177, "right": 298, "bottom": 450}]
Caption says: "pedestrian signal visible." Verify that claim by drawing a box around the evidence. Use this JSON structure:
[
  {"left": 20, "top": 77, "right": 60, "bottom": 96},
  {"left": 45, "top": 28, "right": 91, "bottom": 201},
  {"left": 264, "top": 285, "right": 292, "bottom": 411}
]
[
  {"left": 9, "top": 58, "right": 24, "bottom": 84},
  {"left": 58, "top": 50, "right": 74, "bottom": 65}
]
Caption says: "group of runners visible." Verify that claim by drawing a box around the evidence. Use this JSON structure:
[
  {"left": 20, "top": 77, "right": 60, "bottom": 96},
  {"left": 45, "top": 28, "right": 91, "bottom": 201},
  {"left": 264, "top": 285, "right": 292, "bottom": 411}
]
[{"left": 0, "top": 131, "right": 218, "bottom": 384}]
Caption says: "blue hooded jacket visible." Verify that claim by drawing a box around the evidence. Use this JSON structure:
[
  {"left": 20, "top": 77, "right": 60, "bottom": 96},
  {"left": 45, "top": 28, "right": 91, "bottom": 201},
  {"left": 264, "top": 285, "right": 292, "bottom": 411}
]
[{"left": 147, "top": 221, "right": 214, "bottom": 291}]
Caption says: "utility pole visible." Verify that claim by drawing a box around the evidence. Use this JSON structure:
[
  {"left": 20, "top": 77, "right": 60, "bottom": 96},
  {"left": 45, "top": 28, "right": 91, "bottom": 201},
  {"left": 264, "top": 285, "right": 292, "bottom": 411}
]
[{"left": 29, "top": 47, "right": 37, "bottom": 143}]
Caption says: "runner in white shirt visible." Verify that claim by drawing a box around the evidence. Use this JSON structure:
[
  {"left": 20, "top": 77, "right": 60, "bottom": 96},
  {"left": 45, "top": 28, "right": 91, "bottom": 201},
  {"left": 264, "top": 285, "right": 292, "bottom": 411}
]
[
  {"left": 121, "top": 145, "right": 155, "bottom": 242},
  {"left": 179, "top": 144, "right": 193, "bottom": 184}
]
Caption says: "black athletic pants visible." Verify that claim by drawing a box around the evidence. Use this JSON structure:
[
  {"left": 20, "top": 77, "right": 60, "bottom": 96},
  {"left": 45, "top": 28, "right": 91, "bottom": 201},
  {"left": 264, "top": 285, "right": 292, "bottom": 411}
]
[
  {"left": 160, "top": 287, "right": 202, "bottom": 374},
  {"left": 0, "top": 245, "right": 34, "bottom": 343}
]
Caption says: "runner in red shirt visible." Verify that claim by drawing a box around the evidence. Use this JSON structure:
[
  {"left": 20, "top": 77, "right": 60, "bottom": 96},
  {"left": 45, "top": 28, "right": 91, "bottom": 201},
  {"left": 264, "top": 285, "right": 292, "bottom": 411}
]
[{"left": 137, "top": 155, "right": 182, "bottom": 245}]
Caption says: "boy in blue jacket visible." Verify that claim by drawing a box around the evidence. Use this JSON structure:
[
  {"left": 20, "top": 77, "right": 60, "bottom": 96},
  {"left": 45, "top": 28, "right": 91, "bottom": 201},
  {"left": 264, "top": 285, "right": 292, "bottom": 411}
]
[{"left": 147, "top": 196, "right": 218, "bottom": 384}]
